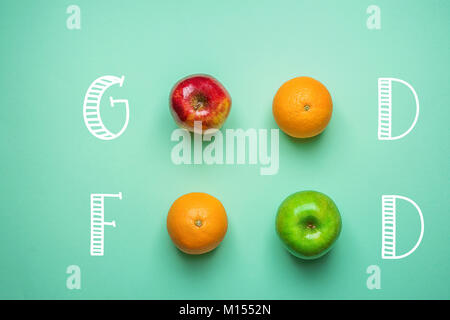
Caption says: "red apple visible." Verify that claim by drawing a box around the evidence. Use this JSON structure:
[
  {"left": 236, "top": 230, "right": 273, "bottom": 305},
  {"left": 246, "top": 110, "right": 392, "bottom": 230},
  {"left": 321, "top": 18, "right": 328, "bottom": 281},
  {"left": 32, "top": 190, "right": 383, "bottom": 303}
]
[{"left": 170, "top": 74, "right": 231, "bottom": 132}]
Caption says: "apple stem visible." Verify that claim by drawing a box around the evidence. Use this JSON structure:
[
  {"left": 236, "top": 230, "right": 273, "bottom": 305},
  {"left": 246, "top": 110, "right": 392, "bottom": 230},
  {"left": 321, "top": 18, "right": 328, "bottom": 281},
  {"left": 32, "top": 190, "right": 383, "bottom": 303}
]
[{"left": 194, "top": 102, "right": 203, "bottom": 110}]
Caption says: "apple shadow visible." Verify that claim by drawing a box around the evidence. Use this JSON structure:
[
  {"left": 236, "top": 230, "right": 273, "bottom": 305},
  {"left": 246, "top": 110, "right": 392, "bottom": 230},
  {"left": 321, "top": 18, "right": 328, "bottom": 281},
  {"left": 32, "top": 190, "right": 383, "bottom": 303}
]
[{"left": 284, "top": 244, "right": 337, "bottom": 278}]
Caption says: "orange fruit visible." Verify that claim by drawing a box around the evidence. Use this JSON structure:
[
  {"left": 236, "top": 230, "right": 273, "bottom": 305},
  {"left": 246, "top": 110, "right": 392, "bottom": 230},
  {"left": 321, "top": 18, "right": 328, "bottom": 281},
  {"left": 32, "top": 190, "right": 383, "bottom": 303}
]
[
  {"left": 167, "top": 192, "right": 228, "bottom": 254},
  {"left": 272, "top": 76, "right": 333, "bottom": 138}
]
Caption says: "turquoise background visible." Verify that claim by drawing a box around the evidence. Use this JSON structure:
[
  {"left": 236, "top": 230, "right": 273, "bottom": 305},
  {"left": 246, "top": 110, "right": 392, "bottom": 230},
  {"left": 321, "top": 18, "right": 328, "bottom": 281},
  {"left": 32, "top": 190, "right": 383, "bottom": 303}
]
[{"left": 0, "top": 0, "right": 449, "bottom": 299}]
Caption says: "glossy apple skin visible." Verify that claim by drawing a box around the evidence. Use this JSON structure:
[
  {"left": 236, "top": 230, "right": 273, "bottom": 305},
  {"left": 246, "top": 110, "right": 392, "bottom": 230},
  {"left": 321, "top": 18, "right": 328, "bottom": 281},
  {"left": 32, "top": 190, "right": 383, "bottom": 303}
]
[
  {"left": 276, "top": 191, "right": 342, "bottom": 260},
  {"left": 170, "top": 74, "right": 231, "bottom": 132}
]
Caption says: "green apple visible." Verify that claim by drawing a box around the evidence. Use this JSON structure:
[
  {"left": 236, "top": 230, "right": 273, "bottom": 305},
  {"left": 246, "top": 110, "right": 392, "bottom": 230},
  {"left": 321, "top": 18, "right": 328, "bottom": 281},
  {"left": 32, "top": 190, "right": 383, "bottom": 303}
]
[{"left": 275, "top": 190, "right": 342, "bottom": 260}]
